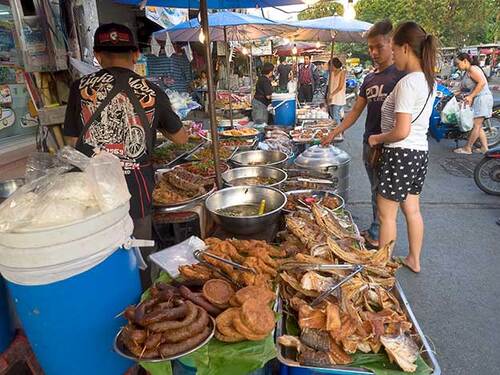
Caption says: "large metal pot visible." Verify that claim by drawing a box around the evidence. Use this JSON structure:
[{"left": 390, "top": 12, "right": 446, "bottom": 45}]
[
  {"left": 294, "top": 145, "right": 351, "bottom": 201},
  {"left": 0, "top": 179, "right": 25, "bottom": 203},
  {"left": 222, "top": 167, "right": 287, "bottom": 189},
  {"left": 205, "top": 186, "right": 287, "bottom": 235},
  {"left": 230, "top": 150, "right": 289, "bottom": 169}
]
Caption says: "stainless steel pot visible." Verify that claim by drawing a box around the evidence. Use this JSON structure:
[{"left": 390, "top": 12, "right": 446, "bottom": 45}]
[
  {"left": 230, "top": 150, "right": 289, "bottom": 169},
  {"left": 205, "top": 186, "right": 287, "bottom": 235},
  {"left": 294, "top": 145, "right": 351, "bottom": 200},
  {"left": 222, "top": 166, "right": 287, "bottom": 189}
]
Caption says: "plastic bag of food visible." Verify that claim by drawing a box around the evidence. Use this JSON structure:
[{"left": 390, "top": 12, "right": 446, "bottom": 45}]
[
  {"left": 440, "top": 96, "right": 459, "bottom": 124},
  {"left": 457, "top": 102, "right": 474, "bottom": 132},
  {"left": 85, "top": 151, "right": 131, "bottom": 212}
]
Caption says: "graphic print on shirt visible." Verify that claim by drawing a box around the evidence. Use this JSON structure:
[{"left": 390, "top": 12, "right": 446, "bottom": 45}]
[
  {"left": 365, "top": 84, "right": 387, "bottom": 103},
  {"left": 78, "top": 72, "right": 156, "bottom": 163}
]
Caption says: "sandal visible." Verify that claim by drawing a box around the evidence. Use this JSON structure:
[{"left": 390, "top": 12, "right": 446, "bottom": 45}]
[
  {"left": 360, "top": 230, "right": 379, "bottom": 249},
  {"left": 394, "top": 256, "right": 420, "bottom": 273},
  {"left": 453, "top": 147, "right": 472, "bottom": 155},
  {"left": 473, "top": 148, "right": 487, "bottom": 154}
]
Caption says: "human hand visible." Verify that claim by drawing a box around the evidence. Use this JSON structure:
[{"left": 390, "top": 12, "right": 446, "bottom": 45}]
[
  {"left": 464, "top": 95, "right": 473, "bottom": 106},
  {"left": 368, "top": 134, "right": 380, "bottom": 147},
  {"left": 321, "top": 131, "right": 336, "bottom": 147}
]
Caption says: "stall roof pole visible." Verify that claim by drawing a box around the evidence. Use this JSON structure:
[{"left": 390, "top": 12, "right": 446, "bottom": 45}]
[
  {"left": 224, "top": 26, "right": 234, "bottom": 128},
  {"left": 201, "top": 0, "right": 223, "bottom": 189}
]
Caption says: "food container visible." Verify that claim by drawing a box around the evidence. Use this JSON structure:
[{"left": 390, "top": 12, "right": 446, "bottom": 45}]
[
  {"left": 205, "top": 186, "right": 287, "bottom": 235},
  {"left": 283, "top": 189, "right": 344, "bottom": 214},
  {"left": 275, "top": 281, "right": 441, "bottom": 374},
  {"left": 294, "top": 145, "right": 351, "bottom": 201},
  {"left": 222, "top": 167, "right": 287, "bottom": 189},
  {"left": 230, "top": 150, "right": 289, "bottom": 169}
]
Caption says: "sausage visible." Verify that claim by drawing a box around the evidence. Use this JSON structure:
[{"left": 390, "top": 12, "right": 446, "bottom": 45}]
[
  {"left": 121, "top": 324, "right": 147, "bottom": 345},
  {"left": 179, "top": 285, "right": 222, "bottom": 316},
  {"left": 139, "top": 303, "right": 188, "bottom": 326},
  {"left": 159, "top": 326, "right": 211, "bottom": 357},
  {"left": 124, "top": 306, "right": 136, "bottom": 322},
  {"left": 148, "top": 301, "right": 198, "bottom": 332},
  {"left": 162, "top": 306, "right": 209, "bottom": 343},
  {"left": 144, "top": 333, "right": 163, "bottom": 349},
  {"left": 121, "top": 334, "right": 159, "bottom": 359}
]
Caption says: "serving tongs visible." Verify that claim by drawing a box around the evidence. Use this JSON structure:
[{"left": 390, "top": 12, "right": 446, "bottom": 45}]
[
  {"left": 193, "top": 249, "right": 257, "bottom": 288},
  {"left": 279, "top": 262, "right": 357, "bottom": 272},
  {"left": 310, "top": 264, "right": 364, "bottom": 308}
]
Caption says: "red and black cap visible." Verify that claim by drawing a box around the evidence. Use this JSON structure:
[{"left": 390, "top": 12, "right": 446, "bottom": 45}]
[{"left": 94, "top": 23, "right": 138, "bottom": 53}]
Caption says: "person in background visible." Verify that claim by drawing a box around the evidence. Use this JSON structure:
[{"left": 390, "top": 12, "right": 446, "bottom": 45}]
[
  {"left": 321, "top": 20, "right": 406, "bottom": 249},
  {"left": 277, "top": 56, "right": 292, "bottom": 91},
  {"left": 252, "top": 62, "right": 274, "bottom": 124},
  {"left": 367, "top": 21, "right": 438, "bottom": 273},
  {"left": 325, "top": 58, "right": 347, "bottom": 125},
  {"left": 453, "top": 52, "right": 493, "bottom": 154},
  {"left": 298, "top": 54, "right": 319, "bottom": 102},
  {"left": 63, "top": 23, "right": 188, "bottom": 288}
]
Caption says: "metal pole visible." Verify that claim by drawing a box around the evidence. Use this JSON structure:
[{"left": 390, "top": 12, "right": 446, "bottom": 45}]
[
  {"left": 249, "top": 46, "right": 253, "bottom": 94},
  {"left": 224, "top": 26, "right": 234, "bottom": 128},
  {"left": 200, "top": 0, "right": 223, "bottom": 189}
]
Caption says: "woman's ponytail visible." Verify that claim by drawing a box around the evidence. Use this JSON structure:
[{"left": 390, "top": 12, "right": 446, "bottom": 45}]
[{"left": 421, "top": 34, "right": 438, "bottom": 93}]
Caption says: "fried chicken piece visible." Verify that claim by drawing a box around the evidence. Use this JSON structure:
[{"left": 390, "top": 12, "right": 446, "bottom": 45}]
[{"left": 179, "top": 264, "right": 213, "bottom": 281}]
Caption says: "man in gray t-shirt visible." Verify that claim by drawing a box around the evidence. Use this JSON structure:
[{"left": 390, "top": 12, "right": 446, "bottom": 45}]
[{"left": 322, "top": 20, "right": 405, "bottom": 248}]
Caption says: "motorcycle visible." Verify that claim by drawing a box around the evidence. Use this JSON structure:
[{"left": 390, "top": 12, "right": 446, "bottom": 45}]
[
  {"left": 428, "top": 83, "right": 500, "bottom": 148},
  {"left": 474, "top": 146, "right": 500, "bottom": 195}
]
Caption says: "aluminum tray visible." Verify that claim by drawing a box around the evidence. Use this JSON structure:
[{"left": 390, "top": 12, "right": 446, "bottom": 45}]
[
  {"left": 283, "top": 189, "right": 345, "bottom": 214},
  {"left": 275, "top": 281, "right": 441, "bottom": 374},
  {"left": 113, "top": 316, "right": 215, "bottom": 363},
  {"left": 185, "top": 144, "right": 239, "bottom": 162},
  {"left": 154, "top": 141, "right": 206, "bottom": 169},
  {"left": 220, "top": 137, "right": 258, "bottom": 151}
]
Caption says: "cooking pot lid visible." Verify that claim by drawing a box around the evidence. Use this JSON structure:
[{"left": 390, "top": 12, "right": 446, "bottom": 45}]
[{"left": 294, "top": 145, "right": 351, "bottom": 169}]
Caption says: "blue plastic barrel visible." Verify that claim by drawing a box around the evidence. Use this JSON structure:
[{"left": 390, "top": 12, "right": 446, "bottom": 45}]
[
  {"left": 6, "top": 248, "right": 141, "bottom": 375},
  {"left": 272, "top": 94, "right": 296, "bottom": 127},
  {"left": 0, "top": 276, "right": 15, "bottom": 353}
]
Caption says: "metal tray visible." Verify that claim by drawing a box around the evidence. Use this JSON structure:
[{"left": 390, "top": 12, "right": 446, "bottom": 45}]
[
  {"left": 154, "top": 141, "right": 207, "bottom": 169},
  {"left": 275, "top": 281, "right": 441, "bottom": 374},
  {"left": 113, "top": 316, "right": 215, "bottom": 363},
  {"left": 220, "top": 137, "right": 258, "bottom": 151},
  {"left": 283, "top": 189, "right": 345, "bottom": 214},
  {"left": 185, "top": 144, "right": 239, "bottom": 162}
]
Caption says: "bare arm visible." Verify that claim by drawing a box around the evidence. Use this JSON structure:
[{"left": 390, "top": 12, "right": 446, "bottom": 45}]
[
  {"left": 368, "top": 112, "right": 411, "bottom": 146},
  {"left": 467, "top": 66, "right": 487, "bottom": 98},
  {"left": 321, "top": 96, "right": 367, "bottom": 146}
]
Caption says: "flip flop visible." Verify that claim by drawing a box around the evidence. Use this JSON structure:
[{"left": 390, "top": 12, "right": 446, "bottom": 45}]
[
  {"left": 360, "top": 230, "right": 379, "bottom": 249},
  {"left": 393, "top": 256, "right": 420, "bottom": 273},
  {"left": 453, "top": 147, "right": 472, "bottom": 155}
]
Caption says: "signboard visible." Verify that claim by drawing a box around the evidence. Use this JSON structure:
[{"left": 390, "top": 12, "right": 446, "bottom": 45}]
[{"left": 146, "top": 7, "right": 188, "bottom": 29}]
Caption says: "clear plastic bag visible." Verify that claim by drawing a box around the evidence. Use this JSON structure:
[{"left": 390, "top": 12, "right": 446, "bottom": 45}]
[
  {"left": 0, "top": 147, "right": 130, "bottom": 232},
  {"left": 440, "top": 96, "right": 459, "bottom": 124},
  {"left": 457, "top": 103, "right": 474, "bottom": 132}
]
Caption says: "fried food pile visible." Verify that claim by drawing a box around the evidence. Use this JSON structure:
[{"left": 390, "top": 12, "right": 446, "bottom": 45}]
[
  {"left": 191, "top": 146, "right": 234, "bottom": 161},
  {"left": 215, "top": 286, "right": 276, "bottom": 343},
  {"left": 179, "top": 238, "right": 286, "bottom": 290},
  {"left": 152, "top": 141, "right": 201, "bottom": 166},
  {"left": 153, "top": 168, "right": 213, "bottom": 206},
  {"left": 120, "top": 283, "right": 212, "bottom": 359},
  {"left": 278, "top": 268, "right": 419, "bottom": 372}
]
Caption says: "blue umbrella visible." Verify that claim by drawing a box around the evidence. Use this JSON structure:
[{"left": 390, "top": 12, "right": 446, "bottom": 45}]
[
  {"left": 289, "top": 15, "right": 373, "bottom": 42},
  {"left": 155, "top": 11, "right": 296, "bottom": 42},
  {"left": 117, "top": 0, "right": 302, "bottom": 9}
]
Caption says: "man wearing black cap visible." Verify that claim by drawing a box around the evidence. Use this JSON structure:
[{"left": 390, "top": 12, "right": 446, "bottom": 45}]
[{"left": 64, "top": 23, "right": 188, "bottom": 287}]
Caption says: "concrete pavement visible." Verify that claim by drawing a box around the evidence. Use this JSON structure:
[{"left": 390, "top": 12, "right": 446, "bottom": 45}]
[{"left": 339, "top": 107, "right": 500, "bottom": 373}]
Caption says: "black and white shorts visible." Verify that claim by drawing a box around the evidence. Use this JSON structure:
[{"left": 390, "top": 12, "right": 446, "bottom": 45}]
[{"left": 377, "top": 147, "right": 429, "bottom": 202}]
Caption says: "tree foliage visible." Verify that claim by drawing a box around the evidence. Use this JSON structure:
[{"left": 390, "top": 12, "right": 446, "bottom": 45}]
[{"left": 298, "top": 0, "right": 344, "bottom": 20}]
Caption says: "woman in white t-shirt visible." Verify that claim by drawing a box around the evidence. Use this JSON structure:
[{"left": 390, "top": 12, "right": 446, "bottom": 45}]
[{"left": 368, "top": 22, "right": 437, "bottom": 273}]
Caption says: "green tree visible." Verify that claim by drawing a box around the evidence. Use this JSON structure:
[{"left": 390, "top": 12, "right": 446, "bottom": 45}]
[{"left": 298, "top": 0, "right": 344, "bottom": 20}]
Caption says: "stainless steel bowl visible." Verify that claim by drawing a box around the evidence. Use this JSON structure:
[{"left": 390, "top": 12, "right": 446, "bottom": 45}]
[
  {"left": 0, "top": 178, "right": 25, "bottom": 202},
  {"left": 230, "top": 150, "right": 289, "bottom": 168},
  {"left": 205, "top": 186, "right": 287, "bottom": 235},
  {"left": 222, "top": 166, "right": 287, "bottom": 188}
]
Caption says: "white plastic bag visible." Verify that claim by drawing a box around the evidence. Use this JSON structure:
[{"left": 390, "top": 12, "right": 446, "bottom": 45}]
[
  {"left": 441, "top": 96, "right": 459, "bottom": 124},
  {"left": 457, "top": 103, "right": 474, "bottom": 132}
]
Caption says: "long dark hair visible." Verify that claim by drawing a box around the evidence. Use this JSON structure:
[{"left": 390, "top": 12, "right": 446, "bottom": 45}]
[
  {"left": 456, "top": 52, "right": 487, "bottom": 77},
  {"left": 393, "top": 22, "right": 438, "bottom": 92}
]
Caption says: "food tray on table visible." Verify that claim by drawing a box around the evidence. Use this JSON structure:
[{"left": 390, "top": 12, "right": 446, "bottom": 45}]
[
  {"left": 282, "top": 177, "right": 337, "bottom": 192},
  {"left": 113, "top": 317, "right": 215, "bottom": 363},
  {"left": 283, "top": 189, "right": 345, "bottom": 214},
  {"left": 221, "top": 128, "right": 260, "bottom": 138},
  {"left": 275, "top": 281, "right": 441, "bottom": 374},
  {"left": 153, "top": 141, "right": 207, "bottom": 169},
  {"left": 153, "top": 167, "right": 216, "bottom": 213},
  {"left": 220, "top": 137, "right": 258, "bottom": 151},
  {"left": 185, "top": 144, "right": 239, "bottom": 162}
]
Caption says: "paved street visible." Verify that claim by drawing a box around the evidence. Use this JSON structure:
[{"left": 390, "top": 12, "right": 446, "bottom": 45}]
[{"left": 339, "top": 91, "right": 500, "bottom": 374}]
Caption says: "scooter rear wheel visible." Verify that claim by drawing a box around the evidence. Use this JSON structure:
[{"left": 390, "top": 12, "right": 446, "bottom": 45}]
[{"left": 474, "top": 157, "right": 500, "bottom": 196}]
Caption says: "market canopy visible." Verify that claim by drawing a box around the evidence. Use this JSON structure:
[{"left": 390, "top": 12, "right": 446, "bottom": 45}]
[
  {"left": 155, "top": 11, "right": 296, "bottom": 42},
  {"left": 274, "top": 42, "right": 323, "bottom": 57},
  {"left": 288, "top": 16, "right": 373, "bottom": 43},
  {"left": 116, "top": 0, "right": 303, "bottom": 9}
]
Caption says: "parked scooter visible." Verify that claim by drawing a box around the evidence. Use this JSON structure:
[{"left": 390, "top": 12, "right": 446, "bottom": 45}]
[
  {"left": 474, "top": 146, "right": 500, "bottom": 195},
  {"left": 428, "top": 84, "right": 500, "bottom": 148}
]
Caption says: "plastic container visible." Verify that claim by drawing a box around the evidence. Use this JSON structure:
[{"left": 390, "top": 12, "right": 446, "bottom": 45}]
[
  {"left": 279, "top": 364, "right": 371, "bottom": 375},
  {"left": 0, "top": 203, "right": 142, "bottom": 375},
  {"left": 0, "top": 276, "right": 15, "bottom": 353},
  {"left": 272, "top": 93, "right": 296, "bottom": 127},
  {"left": 173, "top": 357, "right": 274, "bottom": 375},
  {"left": 6, "top": 247, "right": 141, "bottom": 375}
]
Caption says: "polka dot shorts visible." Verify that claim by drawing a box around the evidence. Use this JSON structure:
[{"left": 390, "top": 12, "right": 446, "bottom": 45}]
[{"left": 377, "top": 147, "right": 429, "bottom": 202}]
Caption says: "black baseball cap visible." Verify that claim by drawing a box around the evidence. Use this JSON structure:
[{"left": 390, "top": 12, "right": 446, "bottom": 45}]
[{"left": 94, "top": 23, "right": 138, "bottom": 53}]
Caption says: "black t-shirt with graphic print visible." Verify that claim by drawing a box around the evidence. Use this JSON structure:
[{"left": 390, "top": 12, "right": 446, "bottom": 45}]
[
  {"left": 63, "top": 67, "right": 183, "bottom": 219},
  {"left": 359, "top": 65, "right": 406, "bottom": 143}
]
